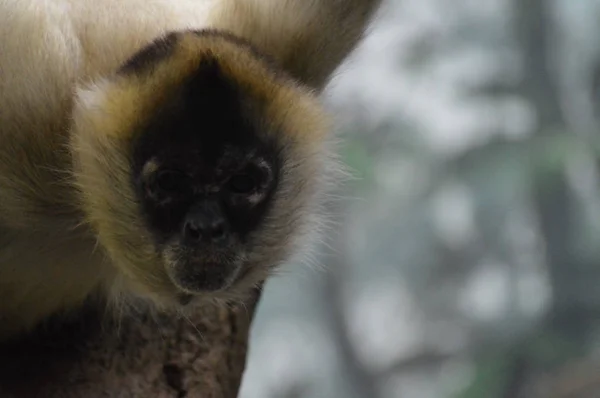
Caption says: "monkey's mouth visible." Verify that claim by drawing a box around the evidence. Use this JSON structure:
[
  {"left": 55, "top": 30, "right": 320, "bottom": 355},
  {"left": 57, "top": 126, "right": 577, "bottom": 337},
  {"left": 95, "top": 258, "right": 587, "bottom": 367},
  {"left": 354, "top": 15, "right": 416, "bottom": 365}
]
[
  {"left": 166, "top": 258, "right": 243, "bottom": 296},
  {"left": 160, "top": 241, "right": 246, "bottom": 296}
]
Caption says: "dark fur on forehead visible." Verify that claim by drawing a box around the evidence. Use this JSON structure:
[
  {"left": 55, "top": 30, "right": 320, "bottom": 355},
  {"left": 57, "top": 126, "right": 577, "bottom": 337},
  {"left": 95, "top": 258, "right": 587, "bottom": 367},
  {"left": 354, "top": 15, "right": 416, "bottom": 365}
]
[
  {"left": 119, "top": 32, "right": 179, "bottom": 76},
  {"left": 131, "top": 56, "right": 280, "bottom": 177},
  {"left": 189, "top": 29, "right": 284, "bottom": 78},
  {"left": 118, "top": 29, "right": 290, "bottom": 83},
  {"left": 130, "top": 55, "right": 281, "bottom": 244}
]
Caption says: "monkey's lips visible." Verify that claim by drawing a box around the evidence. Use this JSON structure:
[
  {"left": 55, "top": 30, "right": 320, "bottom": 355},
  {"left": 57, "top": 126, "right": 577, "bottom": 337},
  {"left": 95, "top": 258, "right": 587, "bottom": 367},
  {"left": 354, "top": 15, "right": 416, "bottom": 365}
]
[{"left": 166, "top": 259, "right": 243, "bottom": 295}]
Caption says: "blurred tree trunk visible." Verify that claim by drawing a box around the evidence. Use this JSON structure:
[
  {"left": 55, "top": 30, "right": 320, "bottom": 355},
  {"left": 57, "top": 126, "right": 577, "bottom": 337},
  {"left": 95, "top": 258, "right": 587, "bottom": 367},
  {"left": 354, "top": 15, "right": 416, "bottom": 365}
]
[
  {"left": 506, "top": 0, "right": 599, "bottom": 396},
  {"left": 0, "top": 290, "right": 261, "bottom": 398},
  {"left": 514, "top": 0, "right": 585, "bottom": 339}
]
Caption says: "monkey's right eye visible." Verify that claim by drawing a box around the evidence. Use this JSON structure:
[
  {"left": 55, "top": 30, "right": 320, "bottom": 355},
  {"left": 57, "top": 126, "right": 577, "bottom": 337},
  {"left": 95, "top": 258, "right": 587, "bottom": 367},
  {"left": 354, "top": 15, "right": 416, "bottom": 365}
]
[{"left": 153, "top": 170, "right": 191, "bottom": 195}]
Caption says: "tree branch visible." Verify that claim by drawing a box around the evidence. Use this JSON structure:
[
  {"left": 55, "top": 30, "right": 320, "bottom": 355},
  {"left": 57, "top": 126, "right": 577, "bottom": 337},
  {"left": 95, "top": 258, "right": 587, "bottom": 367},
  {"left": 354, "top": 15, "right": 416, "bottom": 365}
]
[{"left": 0, "top": 290, "right": 261, "bottom": 398}]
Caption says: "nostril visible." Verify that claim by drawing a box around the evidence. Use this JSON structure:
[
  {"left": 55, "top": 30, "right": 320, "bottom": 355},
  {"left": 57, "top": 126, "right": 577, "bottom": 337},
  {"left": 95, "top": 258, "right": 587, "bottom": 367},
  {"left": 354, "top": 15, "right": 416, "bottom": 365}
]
[
  {"left": 184, "top": 220, "right": 202, "bottom": 242},
  {"left": 182, "top": 217, "right": 228, "bottom": 244},
  {"left": 210, "top": 222, "right": 226, "bottom": 241}
]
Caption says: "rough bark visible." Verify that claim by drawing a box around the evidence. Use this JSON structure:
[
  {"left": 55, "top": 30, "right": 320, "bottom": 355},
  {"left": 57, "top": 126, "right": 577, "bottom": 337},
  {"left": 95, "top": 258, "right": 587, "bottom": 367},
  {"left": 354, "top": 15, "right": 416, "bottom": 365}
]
[{"left": 0, "top": 291, "right": 260, "bottom": 398}]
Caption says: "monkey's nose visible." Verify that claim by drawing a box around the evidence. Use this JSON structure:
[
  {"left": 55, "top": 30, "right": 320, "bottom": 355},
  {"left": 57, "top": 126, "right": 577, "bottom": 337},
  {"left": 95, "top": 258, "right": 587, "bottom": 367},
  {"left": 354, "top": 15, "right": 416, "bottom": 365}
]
[{"left": 182, "top": 214, "right": 228, "bottom": 244}]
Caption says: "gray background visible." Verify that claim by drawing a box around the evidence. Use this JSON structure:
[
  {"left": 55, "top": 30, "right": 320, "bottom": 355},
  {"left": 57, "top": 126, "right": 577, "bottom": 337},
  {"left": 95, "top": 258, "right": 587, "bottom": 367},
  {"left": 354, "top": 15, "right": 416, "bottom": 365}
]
[{"left": 240, "top": 1, "right": 600, "bottom": 397}]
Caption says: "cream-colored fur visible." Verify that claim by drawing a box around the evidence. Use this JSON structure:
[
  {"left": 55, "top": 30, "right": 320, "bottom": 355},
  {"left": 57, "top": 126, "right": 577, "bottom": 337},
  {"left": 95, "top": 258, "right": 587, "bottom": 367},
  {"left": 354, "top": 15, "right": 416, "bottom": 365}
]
[{"left": 0, "top": 0, "right": 381, "bottom": 340}]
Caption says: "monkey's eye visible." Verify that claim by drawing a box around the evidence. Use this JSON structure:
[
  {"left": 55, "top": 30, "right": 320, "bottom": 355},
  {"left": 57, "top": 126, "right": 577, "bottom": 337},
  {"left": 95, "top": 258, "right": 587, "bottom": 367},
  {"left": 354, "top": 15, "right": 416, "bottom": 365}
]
[
  {"left": 227, "top": 172, "right": 257, "bottom": 194},
  {"left": 154, "top": 170, "right": 191, "bottom": 195}
]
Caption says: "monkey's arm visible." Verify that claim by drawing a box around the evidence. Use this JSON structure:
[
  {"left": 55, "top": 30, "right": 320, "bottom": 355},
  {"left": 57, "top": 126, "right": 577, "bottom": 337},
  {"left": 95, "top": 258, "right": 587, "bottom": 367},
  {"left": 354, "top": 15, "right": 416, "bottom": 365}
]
[{"left": 210, "top": 0, "right": 383, "bottom": 89}]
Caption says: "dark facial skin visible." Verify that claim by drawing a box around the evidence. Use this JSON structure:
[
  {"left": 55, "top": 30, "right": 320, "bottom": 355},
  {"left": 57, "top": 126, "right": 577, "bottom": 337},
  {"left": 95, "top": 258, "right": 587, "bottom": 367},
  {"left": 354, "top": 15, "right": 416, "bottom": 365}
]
[{"left": 131, "top": 58, "right": 280, "bottom": 295}]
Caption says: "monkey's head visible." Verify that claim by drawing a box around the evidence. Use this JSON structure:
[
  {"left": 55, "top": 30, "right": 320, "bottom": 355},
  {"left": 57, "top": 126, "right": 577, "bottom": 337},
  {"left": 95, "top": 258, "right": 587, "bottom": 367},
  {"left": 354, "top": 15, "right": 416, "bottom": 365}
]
[{"left": 70, "top": 31, "right": 334, "bottom": 306}]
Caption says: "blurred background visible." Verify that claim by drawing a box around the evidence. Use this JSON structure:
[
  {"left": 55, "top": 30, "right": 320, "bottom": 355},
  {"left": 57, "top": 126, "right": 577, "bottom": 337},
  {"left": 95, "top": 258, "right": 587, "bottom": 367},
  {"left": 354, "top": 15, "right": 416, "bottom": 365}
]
[{"left": 240, "top": 0, "right": 600, "bottom": 397}]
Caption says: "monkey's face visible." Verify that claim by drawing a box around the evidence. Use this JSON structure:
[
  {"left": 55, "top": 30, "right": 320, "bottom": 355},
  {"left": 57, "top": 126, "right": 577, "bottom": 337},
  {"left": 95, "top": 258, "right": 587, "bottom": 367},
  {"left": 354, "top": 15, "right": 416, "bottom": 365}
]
[
  {"left": 131, "top": 60, "right": 283, "bottom": 295},
  {"left": 71, "top": 31, "right": 332, "bottom": 306}
]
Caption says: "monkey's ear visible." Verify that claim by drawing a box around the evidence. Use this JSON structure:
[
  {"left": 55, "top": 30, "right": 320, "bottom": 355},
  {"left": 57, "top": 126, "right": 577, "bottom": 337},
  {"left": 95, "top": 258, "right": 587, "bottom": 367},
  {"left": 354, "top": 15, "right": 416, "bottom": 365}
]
[{"left": 209, "top": 0, "right": 382, "bottom": 90}]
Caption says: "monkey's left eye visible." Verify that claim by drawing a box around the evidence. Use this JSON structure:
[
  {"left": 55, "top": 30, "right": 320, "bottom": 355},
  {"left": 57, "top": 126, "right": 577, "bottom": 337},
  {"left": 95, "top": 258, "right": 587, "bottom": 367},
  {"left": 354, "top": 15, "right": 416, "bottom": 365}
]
[
  {"left": 154, "top": 170, "right": 191, "bottom": 195},
  {"left": 227, "top": 172, "right": 257, "bottom": 194}
]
